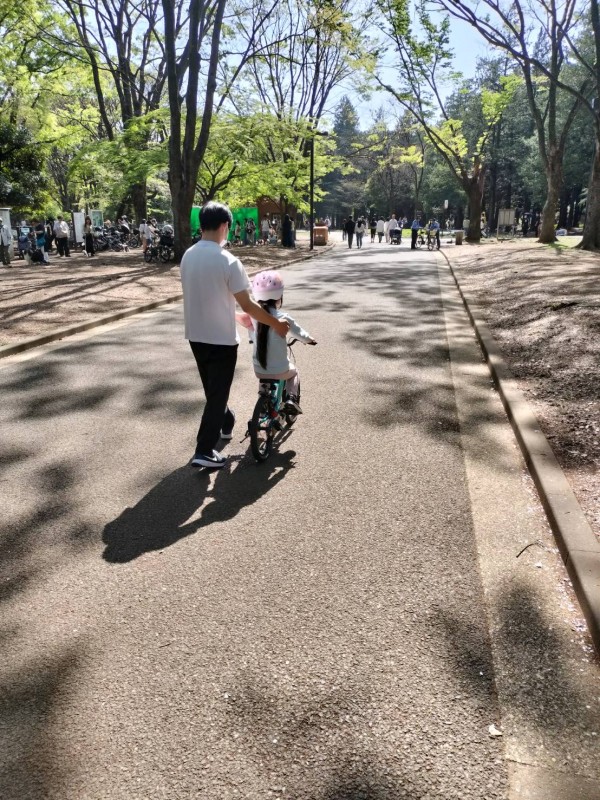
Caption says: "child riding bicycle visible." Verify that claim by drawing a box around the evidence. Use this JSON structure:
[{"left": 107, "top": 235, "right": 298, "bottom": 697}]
[{"left": 250, "top": 270, "right": 316, "bottom": 415}]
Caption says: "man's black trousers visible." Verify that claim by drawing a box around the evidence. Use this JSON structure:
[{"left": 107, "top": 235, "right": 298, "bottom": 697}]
[
  {"left": 411, "top": 229, "right": 418, "bottom": 249},
  {"left": 190, "top": 341, "right": 238, "bottom": 455}
]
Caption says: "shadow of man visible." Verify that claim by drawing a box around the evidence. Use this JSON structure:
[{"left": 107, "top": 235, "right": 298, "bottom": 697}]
[{"left": 102, "top": 451, "right": 296, "bottom": 564}]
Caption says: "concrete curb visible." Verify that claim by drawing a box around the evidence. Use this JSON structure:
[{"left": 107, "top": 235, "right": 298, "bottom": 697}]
[
  {"left": 0, "top": 243, "right": 333, "bottom": 360},
  {"left": 439, "top": 251, "right": 600, "bottom": 653}
]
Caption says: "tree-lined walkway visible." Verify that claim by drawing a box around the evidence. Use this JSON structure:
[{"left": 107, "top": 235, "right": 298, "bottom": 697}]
[{"left": 1, "top": 243, "right": 599, "bottom": 799}]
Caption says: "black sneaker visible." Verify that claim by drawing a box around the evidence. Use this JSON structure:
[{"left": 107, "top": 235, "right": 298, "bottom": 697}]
[
  {"left": 191, "top": 450, "right": 227, "bottom": 469},
  {"left": 220, "top": 409, "right": 236, "bottom": 440},
  {"left": 285, "top": 396, "right": 303, "bottom": 415}
]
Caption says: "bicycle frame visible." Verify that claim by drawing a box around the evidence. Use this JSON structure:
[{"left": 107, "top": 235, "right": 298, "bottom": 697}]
[{"left": 248, "top": 339, "right": 301, "bottom": 461}]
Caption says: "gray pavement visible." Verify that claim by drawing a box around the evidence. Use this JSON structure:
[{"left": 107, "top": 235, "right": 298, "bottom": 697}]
[{"left": 1, "top": 239, "right": 599, "bottom": 799}]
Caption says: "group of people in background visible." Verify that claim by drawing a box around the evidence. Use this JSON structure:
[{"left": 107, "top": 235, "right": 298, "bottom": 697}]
[
  {"left": 229, "top": 215, "right": 295, "bottom": 248},
  {"left": 339, "top": 213, "right": 445, "bottom": 251}
]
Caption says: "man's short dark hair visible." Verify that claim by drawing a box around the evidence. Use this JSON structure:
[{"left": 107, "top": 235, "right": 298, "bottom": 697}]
[{"left": 200, "top": 202, "right": 233, "bottom": 231}]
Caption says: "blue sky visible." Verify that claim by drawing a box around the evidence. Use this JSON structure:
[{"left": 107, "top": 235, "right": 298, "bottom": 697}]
[{"left": 334, "top": 15, "right": 491, "bottom": 129}]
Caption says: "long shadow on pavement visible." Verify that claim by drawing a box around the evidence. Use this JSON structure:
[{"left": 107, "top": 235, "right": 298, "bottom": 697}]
[{"left": 102, "top": 450, "right": 296, "bottom": 563}]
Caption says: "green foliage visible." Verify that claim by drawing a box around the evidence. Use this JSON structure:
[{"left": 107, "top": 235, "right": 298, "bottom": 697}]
[{"left": 0, "top": 123, "right": 47, "bottom": 212}]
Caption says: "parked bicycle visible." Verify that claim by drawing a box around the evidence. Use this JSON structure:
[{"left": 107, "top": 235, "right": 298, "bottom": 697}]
[
  {"left": 247, "top": 338, "right": 313, "bottom": 462},
  {"left": 144, "top": 230, "right": 174, "bottom": 263},
  {"left": 415, "top": 229, "right": 427, "bottom": 248}
]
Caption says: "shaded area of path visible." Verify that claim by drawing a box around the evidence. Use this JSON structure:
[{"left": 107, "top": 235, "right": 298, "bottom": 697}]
[{"left": 1, "top": 240, "right": 598, "bottom": 798}]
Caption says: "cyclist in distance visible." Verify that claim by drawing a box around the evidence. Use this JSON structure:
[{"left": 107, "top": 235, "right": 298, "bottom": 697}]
[{"left": 251, "top": 270, "right": 317, "bottom": 415}]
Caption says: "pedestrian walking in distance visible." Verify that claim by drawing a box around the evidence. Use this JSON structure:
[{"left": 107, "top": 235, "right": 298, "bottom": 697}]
[
  {"left": 83, "top": 216, "right": 95, "bottom": 257},
  {"left": 53, "top": 215, "right": 71, "bottom": 257},
  {"left": 370, "top": 218, "right": 377, "bottom": 243},
  {"left": 411, "top": 216, "right": 421, "bottom": 250},
  {"left": 345, "top": 215, "right": 356, "bottom": 248},
  {"left": 376, "top": 216, "right": 385, "bottom": 242},
  {"left": 0, "top": 218, "right": 12, "bottom": 266},
  {"left": 355, "top": 217, "right": 366, "bottom": 249},
  {"left": 180, "top": 201, "right": 289, "bottom": 470}
]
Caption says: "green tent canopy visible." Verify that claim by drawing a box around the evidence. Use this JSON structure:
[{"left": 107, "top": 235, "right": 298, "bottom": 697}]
[{"left": 190, "top": 205, "right": 259, "bottom": 240}]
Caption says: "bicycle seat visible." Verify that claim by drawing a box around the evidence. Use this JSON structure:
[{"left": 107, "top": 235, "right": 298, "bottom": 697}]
[{"left": 258, "top": 380, "right": 280, "bottom": 393}]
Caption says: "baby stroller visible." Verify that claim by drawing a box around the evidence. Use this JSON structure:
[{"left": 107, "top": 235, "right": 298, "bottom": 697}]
[
  {"left": 159, "top": 231, "right": 174, "bottom": 248},
  {"left": 17, "top": 228, "right": 32, "bottom": 259},
  {"left": 390, "top": 228, "right": 403, "bottom": 245}
]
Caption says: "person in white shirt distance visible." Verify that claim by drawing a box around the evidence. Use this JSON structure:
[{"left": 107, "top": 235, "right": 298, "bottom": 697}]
[
  {"left": 387, "top": 214, "right": 399, "bottom": 243},
  {"left": 138, "top": 219, "right": 151, "bottom": 252},
  {"left": 180, "top": 201, "right": 290, "bottom": 470},
  {"left": 53, "top": 215, "right": 71, "bottom": 257}
]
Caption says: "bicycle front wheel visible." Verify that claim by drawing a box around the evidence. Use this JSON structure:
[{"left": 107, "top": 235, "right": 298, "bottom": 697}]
[
  {"left": 250, "top": 396, "right": 274, "bottom": 461},
  {"left": 144, "top": 248, "right": 154, "bottom": 263}
]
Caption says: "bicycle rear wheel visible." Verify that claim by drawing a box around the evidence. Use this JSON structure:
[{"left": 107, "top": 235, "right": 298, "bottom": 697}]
[{"left": 250, "top": 396, "right": 274, "bottom": 461}]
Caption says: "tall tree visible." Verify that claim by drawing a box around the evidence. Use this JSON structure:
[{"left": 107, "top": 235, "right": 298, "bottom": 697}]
[
  {"left": 434, "top": 0, "right": 590, "bottom": 243},
  {"left": 243, "top": 0, "right": 365, "bottom": 215},
  {"left": 375, "top": 0, "right": 517, "bottom": 240},
  {"left": 50, "top": 0, "right": 173, "bottom": 220},
  {"left": 161, "top": 0, "right": 284, "bottom": 257}
]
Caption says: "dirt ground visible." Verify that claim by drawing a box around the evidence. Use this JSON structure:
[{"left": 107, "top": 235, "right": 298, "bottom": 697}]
[
  {"left": 0, "top": 238, "right": 328, "bottom": 347},
  {"left": 445, "top": 238, "right": 600, "bottom": 541}
]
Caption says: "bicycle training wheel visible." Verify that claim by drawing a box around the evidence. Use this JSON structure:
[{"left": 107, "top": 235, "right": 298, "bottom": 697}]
[
  {"left": 250, "top": 396, "right": 274, "bottom": 461},
  {"left": 159, "top": 246, "right": 171, "bottom": 263}
]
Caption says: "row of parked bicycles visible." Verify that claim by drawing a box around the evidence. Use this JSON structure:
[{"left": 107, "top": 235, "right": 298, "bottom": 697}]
[
  {"left": 93, "top": 227, "right": 140, "bottom": 252},
  {"left": 93, "top": 226, "right": 175, "bottom": 262}
]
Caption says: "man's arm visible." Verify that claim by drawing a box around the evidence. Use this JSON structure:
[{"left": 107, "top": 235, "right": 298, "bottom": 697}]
[{"left": 234, "top": 289, "right": 290, "bottom": 338}]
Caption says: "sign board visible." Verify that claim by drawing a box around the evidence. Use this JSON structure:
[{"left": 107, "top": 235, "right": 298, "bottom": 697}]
[
  {"left": 444, "top": 199, "right": 449, "bottom": 209},
  {"left": 72, "top": 211, "right": 85, "bottom": 243},
  {"left": 498, "top": 208, "right": 516, "bottom": 227},
  {"left": 90, "top": 209, "right": 103, "bottom": 229}
]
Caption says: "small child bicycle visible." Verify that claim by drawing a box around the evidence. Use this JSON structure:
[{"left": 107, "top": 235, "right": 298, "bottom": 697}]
[
  {"left": 240, "top": 270, "right": 316, "bottom": 462},
  {"left": 247, "top": 338, "right": 308, "bottom": 461}
]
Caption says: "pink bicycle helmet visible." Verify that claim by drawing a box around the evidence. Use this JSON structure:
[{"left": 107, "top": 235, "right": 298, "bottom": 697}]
[{"left": 252, "top": 270, "right": 284, "bottom": 301}]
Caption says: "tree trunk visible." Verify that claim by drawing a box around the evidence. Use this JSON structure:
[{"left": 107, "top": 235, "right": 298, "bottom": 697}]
[
  {"left": 579, "top": 140, "right": 600, "bottom": 250},
  {"left": 131, "top": 180, "right": 147, "bottom": 223},
  {"left": 538, "top": 153, "right": 562, "bottom": 243},
  {"left": 170, "top": 175, "right": 196, "bottom": 262},
  {"left": 465, "top": 168, "right": 485, "bottom": 242}
]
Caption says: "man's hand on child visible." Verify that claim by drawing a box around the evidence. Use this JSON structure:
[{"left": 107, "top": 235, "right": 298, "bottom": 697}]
[{"left": 274, "top": 319, "right": 290, "bottom": 338}]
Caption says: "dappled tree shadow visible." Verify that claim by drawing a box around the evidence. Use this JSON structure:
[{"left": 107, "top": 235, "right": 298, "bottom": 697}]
[
  {"left": 0, "top": 642, "right": 83, "bottom": 799},
  {"left": 437, "top": 580, "right": 600, "bottom": 748}
]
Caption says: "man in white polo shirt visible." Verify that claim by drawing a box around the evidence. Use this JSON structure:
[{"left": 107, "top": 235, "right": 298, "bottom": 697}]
[{"left": 180, "top": 201, "right": 289, "bottom": 469}]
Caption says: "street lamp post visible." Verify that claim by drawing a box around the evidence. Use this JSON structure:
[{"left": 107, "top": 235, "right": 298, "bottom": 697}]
[
  {"left": 309, "top": 135, "right": 315, "bottom": 250},
  {"left": 309, "top": 129, "right": 329, "bottom": 251}
]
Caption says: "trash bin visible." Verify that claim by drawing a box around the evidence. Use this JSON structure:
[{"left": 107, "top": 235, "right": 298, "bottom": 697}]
[
  {"left": 313, "top": 225, "right": 328, "bottom": 245},
  {"left": 455, "top": 230, "right": 464, "bottom": 245}
]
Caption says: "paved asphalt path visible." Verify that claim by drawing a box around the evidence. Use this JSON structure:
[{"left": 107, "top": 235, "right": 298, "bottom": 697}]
[{"left": 1, "top": 239, "right": 598, "bottom": 799}]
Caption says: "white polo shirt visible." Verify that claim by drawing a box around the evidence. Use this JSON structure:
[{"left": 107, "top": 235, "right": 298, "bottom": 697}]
[{"left": 180, "top": 240, "right": 251, "bottom": 345}]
